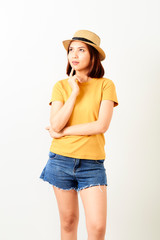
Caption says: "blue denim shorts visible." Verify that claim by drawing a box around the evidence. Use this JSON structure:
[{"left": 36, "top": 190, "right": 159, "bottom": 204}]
[{"left": 39, "top": 151, "right": 108, "bottom": 192}]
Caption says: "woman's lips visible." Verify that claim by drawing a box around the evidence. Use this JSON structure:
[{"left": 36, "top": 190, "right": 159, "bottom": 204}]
[{"left": 72, "top": 61, "right": 79, "bottom": 65}]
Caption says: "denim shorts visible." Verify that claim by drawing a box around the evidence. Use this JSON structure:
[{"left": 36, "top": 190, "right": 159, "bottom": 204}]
[{"left": 39, "top": 151, "right": 108, "bottom": 192}]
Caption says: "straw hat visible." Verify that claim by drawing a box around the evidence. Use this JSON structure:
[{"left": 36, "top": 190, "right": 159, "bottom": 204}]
[{"left": 62, "top": 30, "right": 106, "bottom": 61}]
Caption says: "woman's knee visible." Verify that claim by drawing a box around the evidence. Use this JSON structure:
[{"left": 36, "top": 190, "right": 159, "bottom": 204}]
[
  {"left": 61, "top": 214, "right": 79, "bottom": 232},
  {"left": 87, "top": 222, "right": 106, "bottom": 236}
]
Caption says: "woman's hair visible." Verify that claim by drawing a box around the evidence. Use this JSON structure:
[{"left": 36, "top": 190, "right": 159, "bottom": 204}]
[{"left": 66, "top": 41, "right": 105, "bottom": 78}]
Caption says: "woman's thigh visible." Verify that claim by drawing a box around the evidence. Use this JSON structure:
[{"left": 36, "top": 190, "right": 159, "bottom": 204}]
[
  {"left": 79, "top": 185, "right": 107, "bottom": 230},
  {"left": 53, "top": 186, "right": 79, "bottom": 222}
]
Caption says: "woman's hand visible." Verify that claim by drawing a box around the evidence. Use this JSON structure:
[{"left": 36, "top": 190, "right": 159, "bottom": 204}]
[
  {"left": 45, "top": 126, "right": 64, "bottom": 138},
  {"left": 68, "top": 67, "right": 81, "bottom": 95}
]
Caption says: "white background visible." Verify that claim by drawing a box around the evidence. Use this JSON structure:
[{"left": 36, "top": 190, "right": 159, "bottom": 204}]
[{"left": 0, "top": 0, "right": 159, "bottom": 239}]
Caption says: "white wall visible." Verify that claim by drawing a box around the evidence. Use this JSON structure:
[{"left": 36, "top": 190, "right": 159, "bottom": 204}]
[{"left": 0, "top": 0, "right": 159, "bottom": 239}]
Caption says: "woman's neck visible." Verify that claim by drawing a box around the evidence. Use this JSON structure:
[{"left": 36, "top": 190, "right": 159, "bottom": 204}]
[{"left": 75, "top": 70, "right": 91, "bottom": 83}]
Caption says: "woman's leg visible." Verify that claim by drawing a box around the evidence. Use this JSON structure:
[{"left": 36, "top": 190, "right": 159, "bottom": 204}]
[
  {"left": 79, "top": 185, "right": 107, "bottom": 240},
  {"left": 53, "top": 186, "right": 79, "bottom": 240}
]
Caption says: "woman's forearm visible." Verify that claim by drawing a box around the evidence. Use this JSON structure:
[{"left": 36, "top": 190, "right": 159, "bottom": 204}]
[
  {"left": 61, "top": 120, "right": 103, "bottom": 136},
  {"left": 50, "top": 91, "right": 78, "bottom": 132}
]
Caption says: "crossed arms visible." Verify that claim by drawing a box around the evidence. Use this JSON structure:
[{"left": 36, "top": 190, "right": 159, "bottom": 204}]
[{"left": 47, "top": 92, "right": 114, "bottom": 138}]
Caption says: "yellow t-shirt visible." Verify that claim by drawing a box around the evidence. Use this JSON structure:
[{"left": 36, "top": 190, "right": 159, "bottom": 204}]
[{"left": 49, "top": 77, "right": 119, "bottom": 160}]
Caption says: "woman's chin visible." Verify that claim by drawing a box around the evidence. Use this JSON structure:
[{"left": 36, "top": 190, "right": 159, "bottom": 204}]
[
  {"left": 70, "top": 64, "right": 89, "bottom": 73},
  {"left": 71, "top": 65, "right": 79, "bottom": 69},
  {"left": 73, "top": 66, "right": 86, "bottom": 72}
]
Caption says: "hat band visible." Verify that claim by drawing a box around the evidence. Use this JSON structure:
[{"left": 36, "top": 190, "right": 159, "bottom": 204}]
[{"left": 72, "top": 37, "right": 96, "bottom": 45}]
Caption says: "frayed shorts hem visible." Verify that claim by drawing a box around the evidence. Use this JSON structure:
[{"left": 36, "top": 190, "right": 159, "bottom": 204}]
[
  {"left": 77, "top": 183, "right": 108, "bottom": 192},
  {"left": 40, "top": 177, "right": 107, "bottom": 192}
]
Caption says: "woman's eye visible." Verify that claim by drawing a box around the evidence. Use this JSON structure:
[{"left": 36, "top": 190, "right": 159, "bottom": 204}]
[{"left": 68, "top": 48, "right": 84, "bottom": 52}]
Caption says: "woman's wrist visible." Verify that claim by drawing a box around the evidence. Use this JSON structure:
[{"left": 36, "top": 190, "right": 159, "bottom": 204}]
[{"left": 71, "top": 90, "right": 79, "bottom": 97}]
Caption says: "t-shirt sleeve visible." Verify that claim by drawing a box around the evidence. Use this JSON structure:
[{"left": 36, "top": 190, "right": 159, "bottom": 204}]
[
  {"left": 101, "top": 80, "right": 119, "bottom": 107},
  {"left": 49, "top": 81, "right": 64, "bottom": 105}
]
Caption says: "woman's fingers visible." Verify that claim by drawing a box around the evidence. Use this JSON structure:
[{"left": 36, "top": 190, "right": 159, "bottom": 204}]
[
  {"left": 75, "top": 75, "right": 82, "bottom": 83},
  {"left": 69, "top": 67, "right": 81, "bottom": 82},
  {"left": 70, "top": 67, "right": 74, "bottom": 77},
  {"left": 45, "top": 126, "right": 50, "bottom": 130}
]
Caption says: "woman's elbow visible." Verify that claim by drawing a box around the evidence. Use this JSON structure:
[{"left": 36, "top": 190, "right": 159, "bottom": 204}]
[
  {"left": 101, "top": 123, "right": 110, "bottom": 133},
  {"left": 50, "top": 121, "right": 62, "bottom": 133},
  {"left": 101, "top": 126, "right": 108, "bottom": 134}
]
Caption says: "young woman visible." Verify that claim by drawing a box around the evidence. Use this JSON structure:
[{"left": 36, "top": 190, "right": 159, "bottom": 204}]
[{"left": 40, "top": 29, "right": 119, "bottom": 240}]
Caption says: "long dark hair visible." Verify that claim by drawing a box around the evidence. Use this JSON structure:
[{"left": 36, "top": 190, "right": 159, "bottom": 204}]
[{"left": 66, "top": 41, "right": 105, "bottom": 78}]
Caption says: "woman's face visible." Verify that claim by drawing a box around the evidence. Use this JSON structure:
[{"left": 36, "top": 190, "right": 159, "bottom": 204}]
[{"left": 67, "top": 40, "right": 91, "bottom": 73}]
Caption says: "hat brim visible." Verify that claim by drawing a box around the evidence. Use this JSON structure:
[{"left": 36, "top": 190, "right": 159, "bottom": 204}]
[{"left": 62, "top": 39, "right": 106, "bottom": 61}]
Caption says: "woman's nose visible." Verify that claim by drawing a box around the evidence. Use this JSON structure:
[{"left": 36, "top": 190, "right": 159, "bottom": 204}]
[{"left": 72, "top": 50, "right": 78, "bottom": 58}]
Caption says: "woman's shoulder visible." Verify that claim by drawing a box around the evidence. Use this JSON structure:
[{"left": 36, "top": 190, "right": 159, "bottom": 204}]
[
  {"left": 52, "top": 78, "right": 69, "bottom": 87},
  {"left": 97, "top": 77, "right": 115, "bottom": 85}
]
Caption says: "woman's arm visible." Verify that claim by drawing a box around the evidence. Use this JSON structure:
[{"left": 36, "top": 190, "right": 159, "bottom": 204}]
[
  {"left": 50, "top": 91, "right": 78, "bottom": 132},
  {"left": 45, "top": 120, "right": 103, "bottom": 139},
  {"left": 46, "top": 99, "right": 114, "bottom": 138},
  {"left": 61, "top": 120, "right": 103, "bottom": 136},
  {"left": 61, "top": 99, "right": 114, "bottom": 136}
]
